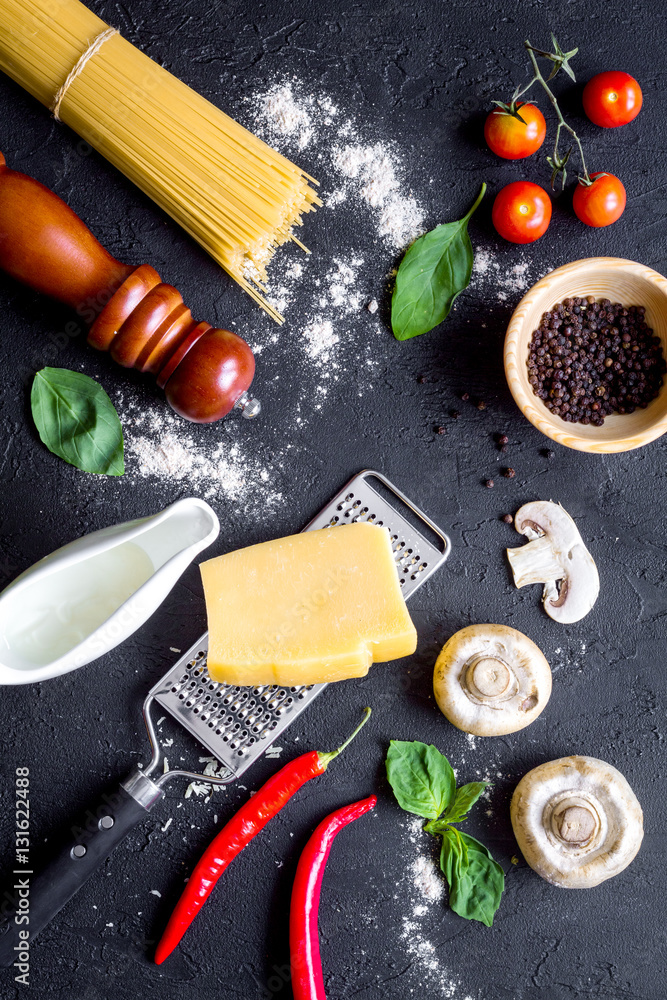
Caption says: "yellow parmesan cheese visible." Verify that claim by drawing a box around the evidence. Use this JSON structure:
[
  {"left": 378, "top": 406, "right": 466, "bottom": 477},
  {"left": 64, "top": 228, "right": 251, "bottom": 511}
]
[{"left": 200, "top": 522, "right": 417, "bottom": 686}]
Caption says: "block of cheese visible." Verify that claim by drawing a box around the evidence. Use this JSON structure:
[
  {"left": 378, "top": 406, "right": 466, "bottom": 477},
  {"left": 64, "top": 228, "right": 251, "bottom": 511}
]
[{"left": 200, "top": 522, "right": 417, "bottom": 686}]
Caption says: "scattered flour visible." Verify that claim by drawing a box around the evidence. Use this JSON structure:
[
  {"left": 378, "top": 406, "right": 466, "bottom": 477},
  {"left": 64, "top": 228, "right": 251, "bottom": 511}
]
[
  {"left": 397, "top": 816, "right": 476, "bottom": 999},
  {"left": 472, "top": 247, "right": 551, "bottom": 303},
  {"left": 331, "top": 142, "right": 424, "bottom": 249},
  {"left": 253, "top": 82, "right": 338, "bottom": 151},
  {"left": 245, "top": 79, "right": 424, "bottom": 408},
  {"left": 303, "top": 318, "right": 339, "bottom": 360},
  {"left": 117, "top": 397, "right": 285, "bottom": 515},
  {"left": 410, "top": 853, "right": 446, "bottom": 903},
  {"left": 252, "top": 80, "right": 424, "bottom": 251}
]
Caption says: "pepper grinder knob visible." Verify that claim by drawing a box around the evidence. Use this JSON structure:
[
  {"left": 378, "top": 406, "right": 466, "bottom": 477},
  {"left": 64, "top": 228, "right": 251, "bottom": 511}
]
[{"left": 234, "top": 391, "right": 262, "bottom": 419}]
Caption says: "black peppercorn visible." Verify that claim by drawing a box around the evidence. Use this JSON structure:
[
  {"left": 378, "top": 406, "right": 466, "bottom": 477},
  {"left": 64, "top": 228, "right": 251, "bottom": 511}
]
[{"left": 526, "top": 298, "right": 665, "bottom": 426}]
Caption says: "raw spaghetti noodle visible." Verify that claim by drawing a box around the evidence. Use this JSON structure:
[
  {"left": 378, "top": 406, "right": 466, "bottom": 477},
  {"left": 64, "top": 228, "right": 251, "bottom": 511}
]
[{"left": 0, "top": 0, "right": 320, "bottom": 321}]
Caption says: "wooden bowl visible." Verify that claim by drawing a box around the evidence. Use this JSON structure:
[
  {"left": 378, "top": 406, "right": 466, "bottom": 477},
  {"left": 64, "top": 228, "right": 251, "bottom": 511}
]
[{"left": 504, "top": 257, "right": 667, "bottom": 453}]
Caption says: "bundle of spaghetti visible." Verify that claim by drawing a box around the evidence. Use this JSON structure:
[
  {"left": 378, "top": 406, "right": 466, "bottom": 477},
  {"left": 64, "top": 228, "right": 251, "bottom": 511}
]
[{"left": 0, "top": 0, "right": 320, "bottom": 321}]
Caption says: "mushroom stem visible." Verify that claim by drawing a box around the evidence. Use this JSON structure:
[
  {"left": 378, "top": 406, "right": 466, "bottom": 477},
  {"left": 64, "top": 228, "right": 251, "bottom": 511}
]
[
  {"left": 466, "top": 656, "right": 511, "bottom": 699},
  {"left": 507, "top": 535, "right": 564, "bottom": 588},
  {"left": 556, "top": 806, "right": 597, "bottom": 845}
]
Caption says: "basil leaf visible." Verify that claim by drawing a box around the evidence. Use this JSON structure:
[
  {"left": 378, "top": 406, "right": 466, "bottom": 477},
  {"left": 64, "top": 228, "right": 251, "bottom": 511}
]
[
  {"left": 439, "top": 826, "right": 469, "bottom": 884},
  {"left": 448, "top": 832, "right": 505, "bottom": 927},
  {"left": 386, "top": 740, "right": 456, "bottom": 819},
  {"left": 442, "top": 782, "right": 489, "bottom": 824},
  {"left": 391, "top": 182, "right": 486, "bottom": 341},
  {"left": 31, "top": 368, "right": 124, "bottom": 476}
]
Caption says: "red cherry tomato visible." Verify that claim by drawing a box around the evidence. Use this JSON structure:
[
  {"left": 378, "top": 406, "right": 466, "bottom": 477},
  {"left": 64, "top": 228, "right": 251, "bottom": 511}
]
[
  {"left": 573, "top": 172, "right": 626, "bottom": 228},
  {"left": 583, "top": 71, "right": 643, "bottom": 128},
  {"left": 484, "top": 103, "right": 547, "bottom": 160},
  {"left": 492, "top": 181, "right": 552, "bottom": 244}
]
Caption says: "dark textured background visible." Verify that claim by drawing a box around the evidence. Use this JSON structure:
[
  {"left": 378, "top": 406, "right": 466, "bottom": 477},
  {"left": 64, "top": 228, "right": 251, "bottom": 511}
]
[{"left": 1, "top": 1, "right": 666, "bottom": 998}]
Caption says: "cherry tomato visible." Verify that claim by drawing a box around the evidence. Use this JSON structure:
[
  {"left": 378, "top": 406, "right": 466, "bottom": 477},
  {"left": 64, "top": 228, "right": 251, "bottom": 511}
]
[
  {"left": 573, "top": 172, "right": 626, "bottom": 227},
  {"left": 492, "top": 181, "right": 552, "bottom": 244},
  {"left": 583, "top": 71, "right": 642, "bottom": 128},
  {"left": 484, "top": 103, "right": 547, "bottom": 160}
]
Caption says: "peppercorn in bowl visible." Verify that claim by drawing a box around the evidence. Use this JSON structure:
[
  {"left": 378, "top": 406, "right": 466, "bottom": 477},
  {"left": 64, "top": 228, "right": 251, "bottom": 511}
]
[{"left": 504, "top": 257, "right": 667, "bottom": 452}]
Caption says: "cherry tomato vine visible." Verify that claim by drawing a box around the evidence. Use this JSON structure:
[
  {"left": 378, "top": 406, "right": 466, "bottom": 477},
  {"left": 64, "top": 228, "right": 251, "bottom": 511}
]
[{"left": 503, "top": 34, "right": 591, "bottom": 190}]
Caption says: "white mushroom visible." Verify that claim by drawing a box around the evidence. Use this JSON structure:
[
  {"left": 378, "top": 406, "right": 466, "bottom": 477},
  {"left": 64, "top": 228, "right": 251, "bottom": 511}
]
[
  {"left": 433, "top": 624, "right": 552, "bottom": 736},
  {"left": 506, "top": 501, "right": 599, "bottom": 624},
  {"left": 510, "top": 756, "right": 643, "bottom": 888}
]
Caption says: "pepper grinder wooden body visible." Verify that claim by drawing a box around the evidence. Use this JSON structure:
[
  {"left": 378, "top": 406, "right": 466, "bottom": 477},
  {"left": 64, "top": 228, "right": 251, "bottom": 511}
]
[{"left": 0, "top": 152, "right": 258, "bottom": 423}]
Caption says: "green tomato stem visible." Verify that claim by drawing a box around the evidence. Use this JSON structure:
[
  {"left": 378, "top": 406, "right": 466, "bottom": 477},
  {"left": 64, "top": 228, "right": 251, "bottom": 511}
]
[
  {"left": 524, "top": 40, "right": 591, "bottom": 185},
  {"left": 512, "top": 75, "right": 539, "bottom": 103}
]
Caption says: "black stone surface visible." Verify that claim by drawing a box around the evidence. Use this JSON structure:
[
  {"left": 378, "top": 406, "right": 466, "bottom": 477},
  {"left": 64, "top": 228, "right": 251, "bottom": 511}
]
[{"left": 0, "top": 1, "right": 665, "bottom": 998}]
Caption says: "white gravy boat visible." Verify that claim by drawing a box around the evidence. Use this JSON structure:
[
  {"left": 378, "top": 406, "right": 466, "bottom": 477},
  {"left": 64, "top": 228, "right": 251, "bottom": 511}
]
[{"left": 0, "top": 497, "right": 219, "bottom": 684}]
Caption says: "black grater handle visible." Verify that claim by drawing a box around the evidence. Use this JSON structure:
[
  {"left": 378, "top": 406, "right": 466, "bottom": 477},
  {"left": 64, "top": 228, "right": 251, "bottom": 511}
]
[{"left": 0, "top": 771, "right": 163, "bottom": 967}]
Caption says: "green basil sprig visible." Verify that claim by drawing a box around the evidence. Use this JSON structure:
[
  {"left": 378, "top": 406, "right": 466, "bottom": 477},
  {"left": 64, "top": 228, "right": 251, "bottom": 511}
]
[
  {"left": 391, "top": 182, "right": 486, "bottom": 341},
  {"left": 386, "top": 740, "right": 504, "bottom": 926},
  {"left": 31, "top": 368, "right": 124, "bottom": 476}
]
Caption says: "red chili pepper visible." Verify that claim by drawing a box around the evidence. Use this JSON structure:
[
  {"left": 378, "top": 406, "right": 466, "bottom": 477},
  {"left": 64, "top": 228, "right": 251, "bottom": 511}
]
[
  {"left": 154, "top": 708, "right": 371, "bottom": 965},
  {"left": 289, "top": 795, "right": 377, "bottom": 1000}
]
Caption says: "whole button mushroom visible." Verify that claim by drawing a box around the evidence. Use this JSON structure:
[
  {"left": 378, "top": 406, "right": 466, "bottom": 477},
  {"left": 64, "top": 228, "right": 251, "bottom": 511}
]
[
  {"left": 511, "top": 756, "right": 643, "bottom": 888},
  {"left": 506, "top": 501, "right": 599, "bottom": 624},
  {"left": 433, "top": 624, "right": 552, "bottom": 736}
]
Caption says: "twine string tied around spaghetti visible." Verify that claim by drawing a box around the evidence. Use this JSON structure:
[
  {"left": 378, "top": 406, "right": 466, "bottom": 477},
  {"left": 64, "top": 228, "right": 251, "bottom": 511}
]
[{"left": 50, "top": 27, "right": 119, "bottom": 121}]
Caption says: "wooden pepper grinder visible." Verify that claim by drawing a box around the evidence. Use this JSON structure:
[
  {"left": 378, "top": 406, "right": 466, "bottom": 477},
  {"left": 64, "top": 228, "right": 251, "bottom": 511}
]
[{"left": 0, "top": 152, "right": 259, "bottom": 423}]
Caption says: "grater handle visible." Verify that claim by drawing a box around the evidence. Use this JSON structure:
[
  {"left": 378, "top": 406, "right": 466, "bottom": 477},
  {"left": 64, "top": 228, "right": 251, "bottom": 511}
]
[{"left": 0, "top": 772, "right": 162, "bottom": 966}]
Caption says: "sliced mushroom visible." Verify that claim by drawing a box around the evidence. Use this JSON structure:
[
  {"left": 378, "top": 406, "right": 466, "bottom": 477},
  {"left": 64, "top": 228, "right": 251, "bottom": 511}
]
[
  {"left": 510, "top": 756, "right": 643, "bottom": 888},
  {"left": 433, "top": 624, "right": 552, "bottom": 736},
  {"left": 506, "top": 501, "right": 599, "bottom": 624}
]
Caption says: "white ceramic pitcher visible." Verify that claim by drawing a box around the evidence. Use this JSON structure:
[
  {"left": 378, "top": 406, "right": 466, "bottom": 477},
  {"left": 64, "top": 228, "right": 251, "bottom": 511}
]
[{"left": 0, "top": 497, "right": 219, "bottom": 684}]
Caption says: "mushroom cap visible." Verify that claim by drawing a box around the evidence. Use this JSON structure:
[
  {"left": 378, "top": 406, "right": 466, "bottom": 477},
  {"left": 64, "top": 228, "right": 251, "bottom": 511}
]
[
  {"left": 510, "top": 755, "right": 643, "bottom": 888},
  {"left": 507, "top": 500, "right": 600, "bottom": 625},
  {"left": 433, "top": 624, "right": 552, "bottom": 737}
]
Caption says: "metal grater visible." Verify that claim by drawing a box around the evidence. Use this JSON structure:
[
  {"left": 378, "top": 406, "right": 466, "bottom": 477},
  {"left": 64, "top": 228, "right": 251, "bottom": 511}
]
[{"left": 147, "top": 469, "right": 451, "bottom": 782}]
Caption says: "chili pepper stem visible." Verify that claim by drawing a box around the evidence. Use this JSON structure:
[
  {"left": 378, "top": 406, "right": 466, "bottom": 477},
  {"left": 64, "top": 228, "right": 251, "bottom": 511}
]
[{"left": 317, "top": 706, "right": 372, "bottom": 770}]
